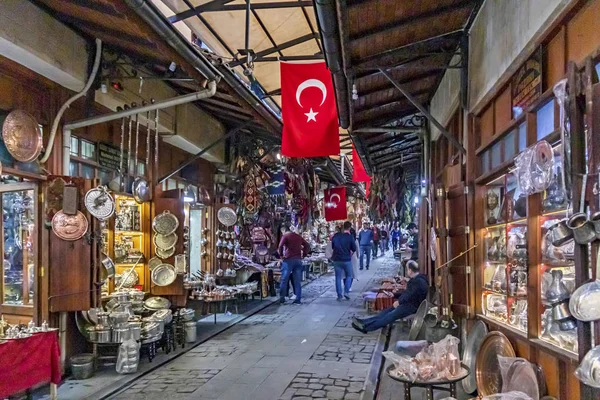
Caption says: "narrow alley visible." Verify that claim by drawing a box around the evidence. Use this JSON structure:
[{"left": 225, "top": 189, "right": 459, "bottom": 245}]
[{"left": 110, "top": 256, "right": 399, "bottom": 400}]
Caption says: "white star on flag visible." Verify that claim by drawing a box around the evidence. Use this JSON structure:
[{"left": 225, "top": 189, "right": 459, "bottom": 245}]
[{"left": 304, "top": 108, "right": 318, "bottom": 122}]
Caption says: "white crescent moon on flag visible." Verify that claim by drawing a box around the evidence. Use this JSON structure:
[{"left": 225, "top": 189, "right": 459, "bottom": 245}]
[
  {"left": 330, "top": 193, "right": 341, "bottom": 203},
  {"left": 296, "top": 79, "right": 327, "bottom": 108}
]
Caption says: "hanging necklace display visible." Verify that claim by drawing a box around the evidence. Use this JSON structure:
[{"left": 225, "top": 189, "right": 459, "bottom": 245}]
[
  {"left": 52, "top": 210, "right": 89, "bottom": 241},
  {"left": 2, "top": 110, "right": 43, "bottom": 162},
  {"left": 132, "top": 102, "right": 152, "bottom": 203},
  {"left": 84, "top": 186, "right": 115, "bottom": 221}
]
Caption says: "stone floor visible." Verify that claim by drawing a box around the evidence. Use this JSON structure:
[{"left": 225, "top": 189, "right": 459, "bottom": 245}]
[{"left": 110, "top": 255, "right": 401, "bottom": 400}]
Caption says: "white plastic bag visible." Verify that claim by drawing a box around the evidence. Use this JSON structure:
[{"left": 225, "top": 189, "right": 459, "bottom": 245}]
[
  {"left": 482, "top": 392, "right": 533, "bottom": 400},
  {"left": 116, "top": 333, "right": 140, "bottom": 374}
]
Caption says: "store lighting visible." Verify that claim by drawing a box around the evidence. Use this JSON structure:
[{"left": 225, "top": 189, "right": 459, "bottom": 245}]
[
  {"left": 183, "top": 185, "right": 197, "bottom": 203},
  {"left": 413, "top": 196, "right": 419, "bottom": 205},
  {"left": 276, "top": 153, "right": 281, "bottom": 160}
]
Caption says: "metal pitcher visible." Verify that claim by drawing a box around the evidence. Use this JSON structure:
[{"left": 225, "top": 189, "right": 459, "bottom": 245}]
[{"left": 567, "top": 213, "right": 596, "bottom": 245}]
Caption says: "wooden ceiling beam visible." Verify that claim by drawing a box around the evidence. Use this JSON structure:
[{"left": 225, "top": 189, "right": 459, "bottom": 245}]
[
  {"left": 355, "top": 87, "right": 431, "bottom": 112},
  {"left": 348, "top": 1, "right": 477, "bottom": 42},
  {"left": 357, "top": 70, "right": 440, "bottom": 97},
  {"left": 355, "top": 93, "right": 428, "bottom": 122}
]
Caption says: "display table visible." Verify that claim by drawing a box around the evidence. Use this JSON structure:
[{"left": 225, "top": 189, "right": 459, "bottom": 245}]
[
  {"left": 385, "top": 364, "right": 469, "bottom": 400},
  {"left": 0, "top": 331, "right": 61, "bottom": 399}
]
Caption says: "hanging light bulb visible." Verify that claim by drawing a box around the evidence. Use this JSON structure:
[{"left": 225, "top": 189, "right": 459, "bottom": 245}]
[{"left": 352, "top": 83, "right": 358, "bottom": 101}]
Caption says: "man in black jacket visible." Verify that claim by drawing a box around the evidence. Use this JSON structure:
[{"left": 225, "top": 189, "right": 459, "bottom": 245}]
[{"left": 352, "top": 260, "right": 428, "bottom": 333}]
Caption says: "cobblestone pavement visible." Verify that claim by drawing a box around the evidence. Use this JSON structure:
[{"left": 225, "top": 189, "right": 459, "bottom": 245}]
[
  {"left": 310, "top": 334, "right": 377, "bottom": 364},
  {"left": 111, "top": 255, "right": 401, "bottom": 400}
]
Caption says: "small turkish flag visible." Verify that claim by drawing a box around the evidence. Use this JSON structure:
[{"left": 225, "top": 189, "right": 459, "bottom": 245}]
[
  {"left": 281, "top": 62, "right": 340, "bottom": 157},
  {"left": 324, "top": 186, "right": 347, "bottom": 221},
  {"left": 352, "top": 145, "right": 371, "bottom": 183}
]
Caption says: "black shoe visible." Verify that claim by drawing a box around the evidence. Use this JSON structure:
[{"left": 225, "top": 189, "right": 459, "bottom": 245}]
[
  {"left": 279, "top": 298, "right": 286, "bottom": 304},
  {"left": 344, "top": 294, "right": 351, "bottom": 300},
  {"left": 292, "top": 300, "right": 302, "bottom": 305},
  {"left": 337, "top": 297, "right": 343, "bottom": 302},
  {"left": 351, "top": 322, "right": 368, "bottom": 334},
  {"left": 359, "top": 268, "right": 364, "bottom": 271},
  {"left": 366, "top": 266, "right": 369, "bottom": 270}
]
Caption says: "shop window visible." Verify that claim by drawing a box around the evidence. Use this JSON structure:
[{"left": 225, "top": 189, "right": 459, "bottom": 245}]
[
  {"left": 81, "top": 164, "right": 95, "bottom": 179},
  {"left": 505, "top": 130, "right": 516, "bottom": 160},
  {"left": 81, "top": 140, "right": 95, "bottom": 160},
  {"left": 536, "top": 101, "right": 555, "bottom": 140},
  {"left": 491, "top": 141, "right": 502, "bottom": 169},
  {"left": 481, "top": 151, "right": 490, "bottom": 175},
  {"left": 518, "top": 122, "right": 527, "bottom": 151},
  {"left": 1, "top": 184, "right": 36, "bottom": 307},
  {"left": 69, "top": 160, "right": 78, "bottom": 177},
  {"left": 70, "top": 136, "right": 79, "bottom": 156}
]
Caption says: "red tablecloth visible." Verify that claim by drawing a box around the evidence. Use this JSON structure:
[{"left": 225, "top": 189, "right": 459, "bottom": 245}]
[{"left": 0, "top": 331, "right": 61, "bottom": 398}]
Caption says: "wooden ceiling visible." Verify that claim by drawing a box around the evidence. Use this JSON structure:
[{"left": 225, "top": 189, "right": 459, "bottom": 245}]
[
  {"left": 31, "top": 0, "right": 280, "bottom": 138},
  {"left": 337, "top": 0, "right": 482, "bottom": 173}
]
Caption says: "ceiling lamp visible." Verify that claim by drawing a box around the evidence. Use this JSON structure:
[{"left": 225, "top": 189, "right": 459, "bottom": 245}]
[{"left": 183, "top": 185, "right": 197, "bottom": 203}]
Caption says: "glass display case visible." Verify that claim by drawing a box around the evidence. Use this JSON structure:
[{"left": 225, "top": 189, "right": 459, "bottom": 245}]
[
  {"left": 0, "top": 181, "right": 37, "bottom": 309},
  {"left": 103, "top": 194, "right": 147, "bottom": 292},
  {"left": 481, "top": 175, "right": 528, "bottom": 332}
]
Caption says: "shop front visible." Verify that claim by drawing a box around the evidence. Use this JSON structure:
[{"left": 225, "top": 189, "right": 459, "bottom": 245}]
[{"left": 424, "top": 1, "right": 600, "bottom": 398}]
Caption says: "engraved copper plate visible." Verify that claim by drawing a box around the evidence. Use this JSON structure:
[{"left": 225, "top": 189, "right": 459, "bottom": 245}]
[
  {"left": 476, "top": 331, "right": 516, "bottom": 397},
  {"left": 51, "top": 210, "right": 88, "bottom": 241},
  {"left": 2, "top": 110, "right": 43, "bottom": 162}
]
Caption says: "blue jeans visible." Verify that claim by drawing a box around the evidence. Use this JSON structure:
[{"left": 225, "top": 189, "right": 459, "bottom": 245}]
[
  {"left": 280, "top": 259, "right": 303, "bottom": 302},
  {"left": 334, "top": 261, "right": 353, "bottom": 298},
  {"left": 359, "top": 245, "right": 371, "bottom": 269},
  {"left": 360, "top": 303, "right": 417, "bottom": 332}
]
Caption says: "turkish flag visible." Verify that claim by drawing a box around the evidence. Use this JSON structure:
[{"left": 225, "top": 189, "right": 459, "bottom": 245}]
[
  {"left": 352, "top": 145, "right": 371, "bottom": 182},
  {"left": 281, "top": 62, "right": 340, "bottom": 157},
  {"left": 324, "top": 186, "right": 347, "bottom": 221}
]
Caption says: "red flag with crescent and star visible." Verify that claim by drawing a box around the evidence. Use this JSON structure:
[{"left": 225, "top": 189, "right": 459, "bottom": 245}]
[
  {"left": 324, "top": 186, "right": 347, "bottom": 221},
  {"left": 352, "top": 145, "right": 371, "bottom": 183},
  {"left": 280, "top": 62, "right": 340, "bottom": 157}
]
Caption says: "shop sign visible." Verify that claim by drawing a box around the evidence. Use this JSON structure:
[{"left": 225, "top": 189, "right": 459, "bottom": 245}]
[
  {"left": 511, "top": 47, "right": 542, "bottom": 118},
  {"left": 98, "top": 142, "right": 127, "bottom": 171}
]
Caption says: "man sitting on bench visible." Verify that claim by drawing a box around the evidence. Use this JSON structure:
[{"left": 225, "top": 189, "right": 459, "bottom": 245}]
[{"left": 352, "top": 260, "right": 428, "bottom": 333}]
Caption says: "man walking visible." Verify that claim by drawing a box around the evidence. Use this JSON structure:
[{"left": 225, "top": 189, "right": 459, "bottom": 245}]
[
  {"left": 331, "top": 221, "right": 357, "bottom": 301},
  {"left": 407, "top": 222, "right": 419, "bottom": 261},
  {"left": 358, "top": 222, "right": 374, "bottom": 270},
  {"left": 391, "top": 224, "right": 400, "bottom": 251},
  {"left": 352, "top": 261, "right": 427, "bottom": 333},
  {"left": 372, "top": 224, "right": 380, "bottom": 258},
  {"left": 380, "top": 224, "right": 388, "bottom": 256},
  {"left": 278, "top": 224, "right": 310, "bottom": 304}
]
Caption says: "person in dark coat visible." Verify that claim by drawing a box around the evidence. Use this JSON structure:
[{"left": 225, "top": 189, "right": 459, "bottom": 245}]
[{"left": 352, "top": 261, "right": 428, "bottom": 333}]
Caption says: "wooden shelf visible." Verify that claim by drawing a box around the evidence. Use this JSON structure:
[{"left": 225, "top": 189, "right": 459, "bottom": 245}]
[
  {"left": 478, "top": 314, "right": 528, "bottom": 339},
  {"left": 484, "top": 222, "right": 507, "bottom": 229},
  {"left": 530, "top": 338, "right": 578, "bottom": 362},
  {"left": 115, "top": 231, "right": 144, "bottom": 236}
]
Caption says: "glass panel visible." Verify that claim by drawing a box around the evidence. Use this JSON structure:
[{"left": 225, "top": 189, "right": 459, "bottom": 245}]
[
  {"left": 518, "top": 122, "right": 527, "bottom": 151},
  {"left": 137, "top": 162, "right": 145, "bottom": 177},
  {"left": 481, "top": 151, "right": 490, "bottom": 175},
  {"left": 542, "top": 144, "right": 568, "bottom": 213},
  {"left": 491, "top": 141, "right": 502, "bottom": 168},
  {"left": 537, "top": 100, "right": 555, "bottom": 140},
  {"left": 69, "top": 161, "right": 78, "bottom": 177},
  {"left": 81, "top": 164, "right": 95, "bottom": 179},
  {"left": 505, "top": 129, "right": 516, "bottom": 160},
  {"left": 484, "top": 176, "right": 505, "bottom": 225},
  {"left": 539, "top": 209, "right": 577, "bottom": 353},
  {"left": 81, "top": 140, "right": 95, "bottom": 160},
  {"left": 70, "top": 136, "right": 79, "bottom": 156},
  {"left": 506, "top": 173, "right": 527, "bottom": 221},
  {"left": 167, "top": 179, "right": 177, "bottom": 190},
  {"left": 189, "top": 208, "right": 203, "bottom": 275},
  {"left": 98, "top": 169, "right": 111, "bottom": 186},
  {"left": 2, "top": 189, "right": 36, "bottom": 306}
]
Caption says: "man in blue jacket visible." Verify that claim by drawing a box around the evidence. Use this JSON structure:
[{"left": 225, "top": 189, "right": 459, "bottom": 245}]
[
  {"left": 357, "top": 221, "right": 374, "bottom": 270},
  {"left": 352, "top": 260, "right": 428, "bottom": 333},
  {"left": 331, "top": 221, "right": 357, "bottom": 301}
]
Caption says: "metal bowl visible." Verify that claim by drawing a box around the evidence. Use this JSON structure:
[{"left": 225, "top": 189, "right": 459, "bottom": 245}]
[
  {"left": 144, "top": 296, "right": 171, "bottom": 310},
  {"left": 141, "top": 321, "right": 161, "bottom": 337},
  {"left": 408, "top": 300, "right": 429, "bottom": 341},
  {"left": 151, "top": 264, "right": 177, "bottom": 286}
]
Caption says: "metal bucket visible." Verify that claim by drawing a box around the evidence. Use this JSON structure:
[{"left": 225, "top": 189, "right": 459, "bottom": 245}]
[
  {"left": 185, "top": 321, "right": 197, "bottom": 343},
  {"left": 70, "top": 354, "right": 95, "bottom": 380}
]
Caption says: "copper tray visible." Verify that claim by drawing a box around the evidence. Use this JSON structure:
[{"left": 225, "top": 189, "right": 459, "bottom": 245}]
[
  {"left": 476, "top": 331, "right": 516, "bottom": 396},
  {"left": 51, "top": 210, "right": 88, "bottom": 241},
  {"left": 462, "top": 320, "right": 488, "bottom": 394},
  {"left": 2, "top": 110, "right": 43, "bottom": 162}
]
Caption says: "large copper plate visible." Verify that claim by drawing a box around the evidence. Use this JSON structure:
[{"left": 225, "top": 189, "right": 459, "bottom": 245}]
[
  {"left": 476, "top": 331, "right": 516, "bottom": 396},
  {"left": 51, "top": 210, "right": 88, "bottom": 241},
  {"left": 462, "top": 320, "right": 488, "bottom": 394},
  {"left": 2, "top": 110, "right": 43, "bottom": 162}
]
